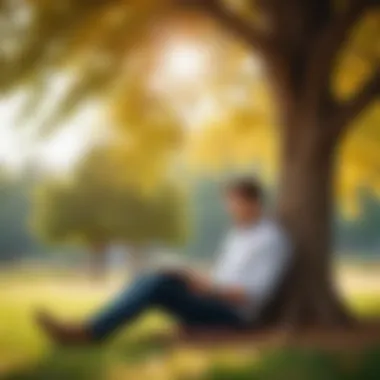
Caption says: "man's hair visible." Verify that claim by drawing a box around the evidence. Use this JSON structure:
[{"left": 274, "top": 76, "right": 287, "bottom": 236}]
[{"left": 225, "top": 177, "right": 263, "bottom": 203}]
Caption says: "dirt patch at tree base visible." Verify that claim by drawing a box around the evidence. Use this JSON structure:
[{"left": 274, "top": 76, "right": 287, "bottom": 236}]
[{"left": 175, "top": 321, "right": 380, "bottom": 352}]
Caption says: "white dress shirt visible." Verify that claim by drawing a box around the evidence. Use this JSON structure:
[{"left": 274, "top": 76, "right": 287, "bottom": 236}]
[{"left": 212, "top": 219, "right": 291, "bottom": 321}]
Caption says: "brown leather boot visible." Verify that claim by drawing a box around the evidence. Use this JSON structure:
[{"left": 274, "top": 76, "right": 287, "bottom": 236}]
[{"left": 36, "top": 311, "right": 94, "bottom": 346}]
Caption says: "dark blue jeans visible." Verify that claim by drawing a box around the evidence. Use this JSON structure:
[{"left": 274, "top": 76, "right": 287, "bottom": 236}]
[{"left": 89, "top": 272, "right": 247, "bottom": 341}]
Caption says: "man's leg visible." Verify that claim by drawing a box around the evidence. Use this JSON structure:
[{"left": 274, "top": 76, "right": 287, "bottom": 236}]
[
  {"left": 88, "top": 272, "right": 189, "bottom": 340},
  {"left": 37, "top": 271, "right": 247, "bottom": 344},
  {"left": 89, "top": 272, "right": 247, "bottom": 340},
  {"left": 155, "top": 285, "right": 247, "bottom": 329},
  {"left": 37, "top": 272, "right": 185, "bottom": 344}
]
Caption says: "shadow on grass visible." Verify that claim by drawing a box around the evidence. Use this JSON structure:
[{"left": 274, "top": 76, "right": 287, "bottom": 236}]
[
  {"left": 1, "top": 335, "right": 175, "bottom": 380},
  {"left": 202, "top": 346, "right": 380, "bottom": 380},
  {"left": 114, "top": 334, "right": 174, "bottom": 364},
  {"left": 3, "top": 339, "right": 380, "bottom": 380},
  {"left": 2, "top": 348, "right": 106, "bottom": 380}
]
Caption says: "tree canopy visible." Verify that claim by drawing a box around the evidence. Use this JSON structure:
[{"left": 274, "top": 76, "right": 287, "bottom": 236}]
[{"left": 1, "top": 0, "right": 378, "bottom": 213}]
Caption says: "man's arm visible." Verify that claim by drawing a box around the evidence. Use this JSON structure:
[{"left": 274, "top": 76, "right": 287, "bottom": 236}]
[
  {"left": 211, "top": 226, "right": 290, "bottom": 309},
  {"left": 235, "top": 228, "right": 291, "bottom": 309},
  {"left": 187, "top": 273, "right": 250, "bottom": 306},
  {"left": 210, "top": 286, "right": 249, "bottom": 305},
  {"left": 160, "top": 266, "right": 250, "bottom": 306}
]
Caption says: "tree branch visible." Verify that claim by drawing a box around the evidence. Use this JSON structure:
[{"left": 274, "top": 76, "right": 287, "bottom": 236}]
[
  {"left": 180, "top": 0, "right": 295, "bottom": 121},
  {"left": 304, "top": 0, "right": 377, "bottom": 109},
  {"left": 331, "top": 68, "right": 380, "bottom": 134},
  {"left": 182, "top": 0, "right": 276, "bottom": 58}
]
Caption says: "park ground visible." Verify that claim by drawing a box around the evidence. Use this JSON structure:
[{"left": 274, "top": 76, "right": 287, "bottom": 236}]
[{"left": 1, "top": 261, "right": 380, "bottom": 380}]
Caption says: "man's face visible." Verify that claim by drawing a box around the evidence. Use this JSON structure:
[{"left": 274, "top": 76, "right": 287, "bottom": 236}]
[{"left": 225, "top": 191, "right": 261, "bottom": 225}]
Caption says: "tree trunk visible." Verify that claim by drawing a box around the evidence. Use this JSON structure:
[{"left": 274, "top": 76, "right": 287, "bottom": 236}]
[{"left": 264, "top": 120, "right": 353, "bottom": 329}]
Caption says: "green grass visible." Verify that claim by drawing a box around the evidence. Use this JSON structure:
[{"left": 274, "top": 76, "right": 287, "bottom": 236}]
[{"left": 0, "top": 269, "right": 379, "bottom": 380}]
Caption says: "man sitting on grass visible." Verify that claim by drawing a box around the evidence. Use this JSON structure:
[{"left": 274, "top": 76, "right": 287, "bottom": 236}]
[{"left": 37, "top": 177, "right": 291, "bottom": 344}]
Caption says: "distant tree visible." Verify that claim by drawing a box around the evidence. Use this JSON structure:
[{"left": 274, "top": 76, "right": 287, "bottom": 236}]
[
  {"left": 184, "top": 178, "right": 229, "bottom": 260},
  {"left": 337, "top": 189, "right": 380, "bottom": 252},
  {"left": 0, "top": 169, "right": 41, "bottom": 261},
  {"left": 32, "top": 147, "right": 187, "bottom": 279}
]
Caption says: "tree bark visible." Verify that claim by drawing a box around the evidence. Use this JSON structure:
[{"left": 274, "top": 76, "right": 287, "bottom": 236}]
[
  {"left": 186, "top": 0, "right": 379, "bottom": 331},
  {"left": 254, "top": 0, "right": 379, "bottom": 330},
  {"left": 264, "top": 121, "right": 353, "bottom": 329}
]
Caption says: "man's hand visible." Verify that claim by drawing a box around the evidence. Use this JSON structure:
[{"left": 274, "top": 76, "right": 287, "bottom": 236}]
[
  {"left": 189, "top": 274, "right": 249, "bottom": 306},
  {"left": 214, "top": 287, "right": 249, "bottom": 306},
  {"left": 187, "top": 274, "right": 213, "bottom": 294},
  {"left": 159, "top": 267, "right": 249, "bottom": 306},
  {"left": 160, "top": 267, "right": 212, "bottom": 294}
]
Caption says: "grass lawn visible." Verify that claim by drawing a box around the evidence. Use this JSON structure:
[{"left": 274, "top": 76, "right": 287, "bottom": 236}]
[{"left": 0, "top": 267, "right": 379, "bottom": 380}]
